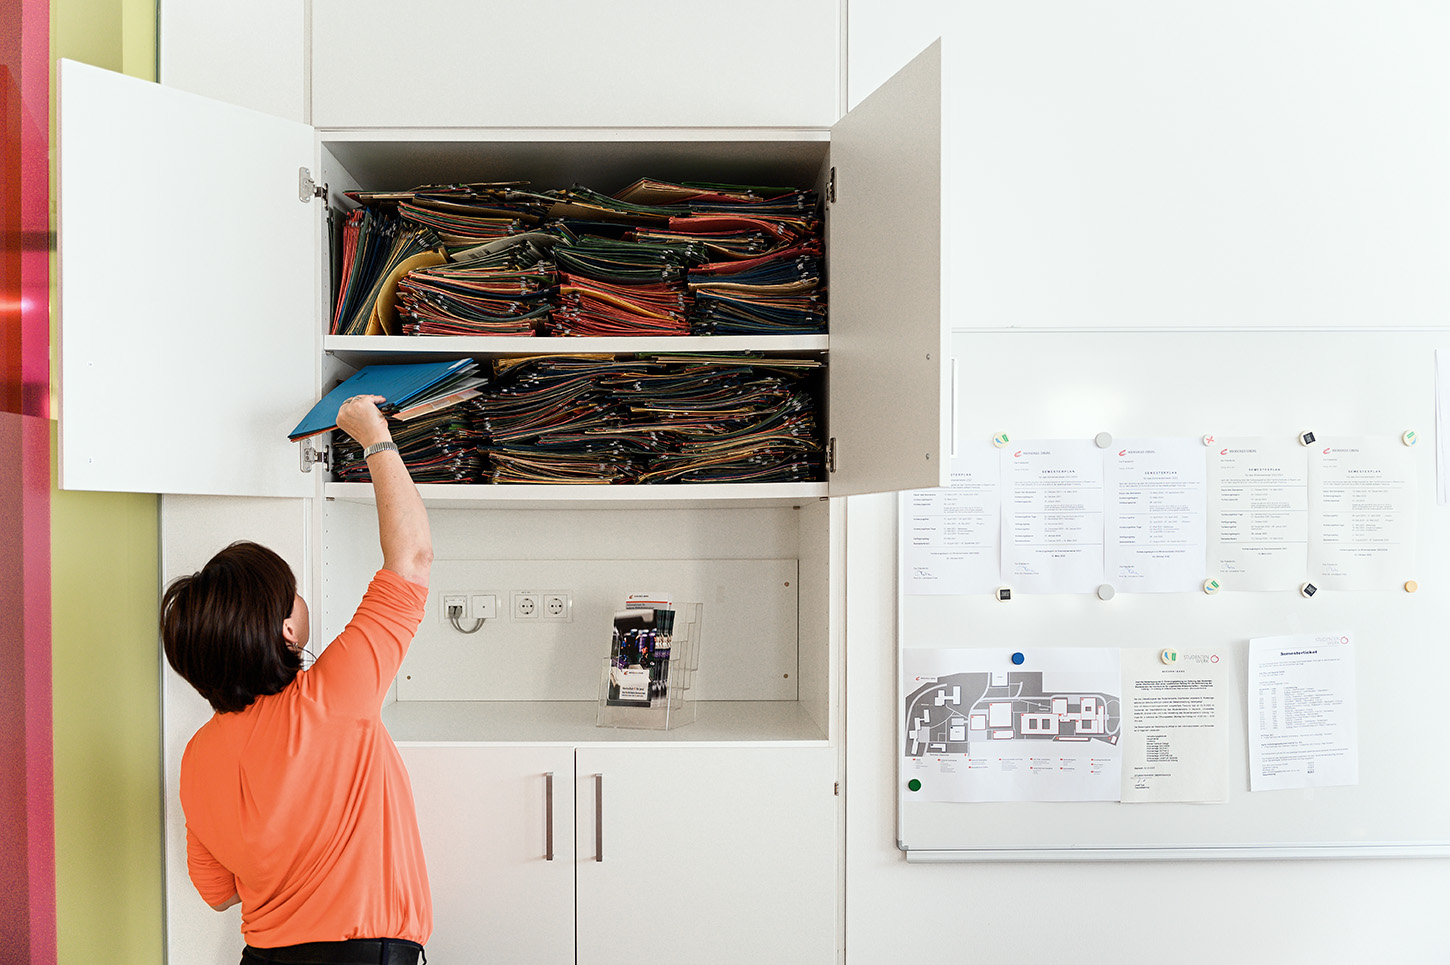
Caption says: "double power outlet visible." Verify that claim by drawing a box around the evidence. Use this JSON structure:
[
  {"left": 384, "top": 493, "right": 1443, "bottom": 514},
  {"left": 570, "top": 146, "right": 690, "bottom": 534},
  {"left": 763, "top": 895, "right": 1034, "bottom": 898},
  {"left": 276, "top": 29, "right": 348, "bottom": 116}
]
[{"left": 441, "top": 590, "right": 572, "bottom": 625}]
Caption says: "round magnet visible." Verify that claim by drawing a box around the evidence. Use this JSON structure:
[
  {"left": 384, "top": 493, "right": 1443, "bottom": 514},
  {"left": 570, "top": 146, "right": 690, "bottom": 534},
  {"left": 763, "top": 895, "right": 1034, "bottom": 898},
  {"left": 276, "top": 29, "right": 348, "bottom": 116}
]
[
  {"left": 1403, "top": 430, "right": 1418, "bottom": 447},
  {"left": 1298, "top": 431, "right": 1316, "bottom": 446},
  {"left": 995, "top": 586, "right": 1013, "bottom": 602},
  {"left": 1201, "top": 434, "right": 1216, "bottom": 446},
  {"left": 992, "top": 432, "right": 1010, "bottom": 448},
  {"left": 907, "top": 779, "right": 922, "bottom": 792},
  {"left": 1404, "top": 580, "right": 1418, "bottom": 593},
  {"left": 1299, "top": 581, "right": 1318, "bottom": 598},
  {"left": 1097, "top": 584, "right": 1115, "bottom": 601},
  {"left": 1094, "top": 432, "right": 1113, "bottom": 449},
  {"left": 1202, "top": 579, "right": 1221, "bottom": 595},
  {"left": 1160, "top": 648, "right": 1179, "bottom": 665},
  {"left": 1011, "top": 652, "right": 1025, "bottom": 666}
]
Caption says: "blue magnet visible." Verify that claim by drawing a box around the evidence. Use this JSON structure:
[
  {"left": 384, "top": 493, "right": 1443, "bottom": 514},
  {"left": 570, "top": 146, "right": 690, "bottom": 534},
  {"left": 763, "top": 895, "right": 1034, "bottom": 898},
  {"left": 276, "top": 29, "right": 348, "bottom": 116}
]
[{"left": 1011, "top": 652, "right": 1025, "bottom": 665}]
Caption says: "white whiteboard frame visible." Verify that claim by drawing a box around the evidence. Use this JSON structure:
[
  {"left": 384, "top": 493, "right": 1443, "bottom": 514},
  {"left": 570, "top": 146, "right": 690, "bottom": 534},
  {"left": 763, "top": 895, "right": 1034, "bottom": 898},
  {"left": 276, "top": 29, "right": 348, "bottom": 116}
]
[{"left": 893, "top": 330, "right": 1450, "bottom": 863}]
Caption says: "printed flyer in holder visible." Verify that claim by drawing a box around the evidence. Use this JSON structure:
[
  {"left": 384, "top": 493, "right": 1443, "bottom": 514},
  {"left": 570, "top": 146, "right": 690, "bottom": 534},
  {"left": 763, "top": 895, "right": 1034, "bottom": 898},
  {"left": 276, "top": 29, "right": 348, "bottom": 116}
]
[{"left": 598, "top": 593, "right": 702, "bottom": 730}]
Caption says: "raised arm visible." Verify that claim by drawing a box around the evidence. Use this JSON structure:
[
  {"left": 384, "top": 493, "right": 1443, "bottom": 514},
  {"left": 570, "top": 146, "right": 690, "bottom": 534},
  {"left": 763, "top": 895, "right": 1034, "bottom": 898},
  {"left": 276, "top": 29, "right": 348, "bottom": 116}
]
[{"left": 335, "top": 395, "right": 433, "bottom": 587}]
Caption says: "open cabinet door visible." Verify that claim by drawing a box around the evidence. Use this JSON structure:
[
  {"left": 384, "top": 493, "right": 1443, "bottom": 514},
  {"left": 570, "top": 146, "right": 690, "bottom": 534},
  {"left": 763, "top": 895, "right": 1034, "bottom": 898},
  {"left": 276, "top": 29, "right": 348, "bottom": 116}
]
[
  {"left": 58, "top": 60, "right": 317, "bottom": 497},
  {"left": 828, "top": 40, "right": 949, "bottom": 496}
]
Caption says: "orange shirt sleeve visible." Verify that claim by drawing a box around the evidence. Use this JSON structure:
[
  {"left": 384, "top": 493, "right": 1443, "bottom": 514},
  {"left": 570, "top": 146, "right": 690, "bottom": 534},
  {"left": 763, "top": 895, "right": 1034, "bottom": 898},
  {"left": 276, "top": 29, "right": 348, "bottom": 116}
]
[
  {"left": 306, "top": 568, "right": 428, "bottom": 715},
  {"left": 186, "top": 824, "right": 237, "bottom": 907}
]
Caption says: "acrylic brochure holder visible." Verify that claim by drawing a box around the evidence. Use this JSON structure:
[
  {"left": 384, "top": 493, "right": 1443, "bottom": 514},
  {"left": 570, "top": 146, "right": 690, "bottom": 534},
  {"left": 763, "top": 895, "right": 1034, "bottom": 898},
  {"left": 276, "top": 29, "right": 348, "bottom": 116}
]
[{"left": 596, "top": 602, "right": 703, "bottom": 730}]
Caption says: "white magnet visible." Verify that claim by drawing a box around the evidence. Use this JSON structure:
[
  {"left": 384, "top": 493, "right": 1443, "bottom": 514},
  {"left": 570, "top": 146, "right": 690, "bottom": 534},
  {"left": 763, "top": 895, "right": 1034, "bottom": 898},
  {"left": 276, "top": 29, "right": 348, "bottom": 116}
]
[
  {"left": 1299, "top": 581, "right": 1318, "bottom": 598},
  {"left": 995, "top": 586, "right": 1013, "bottom": 602},
  {"left": 1202, "top": 434, "right": 1216, "bottom": 447},
  {"left": 992, "top": 432, "right": 1010, "bottom": 448},
  {"left": 1202, "top": 579, "right": 1221, "bottom": 595},
  {"left": 1096, "top": 584, "right": 1115, "bottom": 601},
  {"left": 1094, "top": 432, "right": 1112, "bottom": 449},
  {"left": 1404, "top": 580, "right": 1418, "bottom": 593},
  {"left": 1298, "top": 430, "right": 1316, "bottom": 446},
  {"left": 1160, "top": 648, "right": 1179, "bottom": 665},
  {"left": 1403, "top": 430, "right": 1418, "bottom": 447}
]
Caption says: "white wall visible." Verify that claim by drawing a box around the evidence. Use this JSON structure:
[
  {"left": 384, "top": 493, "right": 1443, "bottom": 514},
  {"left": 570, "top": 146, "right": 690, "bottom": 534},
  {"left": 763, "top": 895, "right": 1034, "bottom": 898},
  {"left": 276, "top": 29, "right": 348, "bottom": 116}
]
[{"left": 844, "top": 3, "right": 1450, "bottom": 961}]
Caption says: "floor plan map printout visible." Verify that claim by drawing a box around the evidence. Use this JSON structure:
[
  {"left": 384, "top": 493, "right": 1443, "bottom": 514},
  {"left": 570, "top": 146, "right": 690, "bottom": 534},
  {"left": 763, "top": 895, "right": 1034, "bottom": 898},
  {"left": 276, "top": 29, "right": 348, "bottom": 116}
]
[
  {"left": 902, "top": 442, "right": 1002, "bottom": 595},
  {"left": 903, "top": 648, "right": 1122, "bottom": 802}
]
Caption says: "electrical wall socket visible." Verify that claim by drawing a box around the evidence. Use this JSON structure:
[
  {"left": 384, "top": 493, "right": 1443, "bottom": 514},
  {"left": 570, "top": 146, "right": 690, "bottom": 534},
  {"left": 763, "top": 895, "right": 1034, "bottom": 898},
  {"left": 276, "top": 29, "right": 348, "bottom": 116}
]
[
  {"left": 512, "top": 591, "right": 540, "bottom": 620},
  {"left": 540, "top": 591, "right": 572, "bottom": 622}
]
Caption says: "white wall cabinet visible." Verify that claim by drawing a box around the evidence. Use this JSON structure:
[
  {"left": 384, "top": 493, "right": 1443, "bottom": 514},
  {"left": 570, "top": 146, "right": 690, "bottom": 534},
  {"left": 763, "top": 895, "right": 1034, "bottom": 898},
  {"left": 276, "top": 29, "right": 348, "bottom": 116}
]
[
  {"left": 405, "top": 744, "right": 837, "bottom": 965},
  {"left": 59, "top": 16, "right": 948, "bottom": 963},
  {"left": 57, "top": 44, "right": 949, "bottom": 503},
  {"left": 573, "top": 745, "right": 838, "bottom": 965},
  {"left": 402, "top": 745, "right": 577, "bottom": 963}
]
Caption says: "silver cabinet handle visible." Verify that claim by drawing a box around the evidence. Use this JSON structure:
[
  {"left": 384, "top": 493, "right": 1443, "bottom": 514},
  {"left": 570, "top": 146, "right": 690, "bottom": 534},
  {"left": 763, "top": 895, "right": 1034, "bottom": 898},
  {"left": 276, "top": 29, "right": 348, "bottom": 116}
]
[
  {"left": 544, "top": 772, "right": 554, "bottom": 861},
  {"left": 594, "top": 773, "right": 604, "bottom": 862}
]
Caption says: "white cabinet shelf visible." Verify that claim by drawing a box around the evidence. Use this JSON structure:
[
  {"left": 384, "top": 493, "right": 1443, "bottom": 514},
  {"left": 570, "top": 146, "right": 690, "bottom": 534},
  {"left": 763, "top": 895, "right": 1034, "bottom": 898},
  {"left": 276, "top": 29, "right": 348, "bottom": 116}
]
[
  {"left": 325, "top": 334, "right": 829, "bottom": 366},
  {"left": 386, "top": 700, "right": 830, "bottom": 745},
  {"left": 326, "top": 480, "right": 828, "bottom": 509}
]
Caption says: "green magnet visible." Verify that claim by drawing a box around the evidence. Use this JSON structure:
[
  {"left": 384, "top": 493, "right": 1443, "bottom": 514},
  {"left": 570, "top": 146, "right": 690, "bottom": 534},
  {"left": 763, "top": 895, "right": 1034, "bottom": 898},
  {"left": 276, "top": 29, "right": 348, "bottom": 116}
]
[{"left": 907, "top": 779, "right": 922, "bottom": 792}]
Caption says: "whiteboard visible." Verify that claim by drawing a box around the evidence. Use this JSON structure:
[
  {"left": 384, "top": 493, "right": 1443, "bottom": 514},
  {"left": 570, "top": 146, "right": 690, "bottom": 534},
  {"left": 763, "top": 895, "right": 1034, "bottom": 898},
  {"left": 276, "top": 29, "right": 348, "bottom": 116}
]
[{"left": 897, "top": 329, "right": 1450, "bottom": 859}]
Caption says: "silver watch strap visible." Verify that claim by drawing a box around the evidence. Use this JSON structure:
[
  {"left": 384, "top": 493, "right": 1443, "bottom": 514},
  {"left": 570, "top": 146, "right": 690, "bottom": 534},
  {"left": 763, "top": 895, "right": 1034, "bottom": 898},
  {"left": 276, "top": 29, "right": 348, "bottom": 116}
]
[{"left": 363, "top": 440, "right": 399, "bottom": 459}]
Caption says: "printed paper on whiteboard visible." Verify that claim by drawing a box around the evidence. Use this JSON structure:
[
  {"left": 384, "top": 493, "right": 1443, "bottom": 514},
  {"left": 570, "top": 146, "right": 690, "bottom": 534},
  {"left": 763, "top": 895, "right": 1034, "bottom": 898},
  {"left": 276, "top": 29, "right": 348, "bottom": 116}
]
[
  {"left": 902, "top": 441, "right": 1002, "bottom": 595},
  {"left": 1248, "top": 632, "right": 1359, "bottom": 792},
  {"left": 1000, "top": 441, "right": 1106, "bottom": 594},
  {"left": 903, "top": 648, "right": 1122, "bottom": 802}
]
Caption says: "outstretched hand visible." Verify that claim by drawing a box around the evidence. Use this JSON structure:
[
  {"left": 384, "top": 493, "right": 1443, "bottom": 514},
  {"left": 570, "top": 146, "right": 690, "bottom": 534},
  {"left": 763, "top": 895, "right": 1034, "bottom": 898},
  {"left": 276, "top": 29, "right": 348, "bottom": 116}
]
[{"left": 336, "top": 395, "right": 392, "bottom": 448}]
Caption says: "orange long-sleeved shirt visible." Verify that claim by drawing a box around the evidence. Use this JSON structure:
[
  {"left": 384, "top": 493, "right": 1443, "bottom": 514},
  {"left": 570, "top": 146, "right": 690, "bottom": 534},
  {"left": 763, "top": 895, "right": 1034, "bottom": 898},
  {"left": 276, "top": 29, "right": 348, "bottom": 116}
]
[{"left": 180, "top": 568, "right": 432, "bottom": 948}]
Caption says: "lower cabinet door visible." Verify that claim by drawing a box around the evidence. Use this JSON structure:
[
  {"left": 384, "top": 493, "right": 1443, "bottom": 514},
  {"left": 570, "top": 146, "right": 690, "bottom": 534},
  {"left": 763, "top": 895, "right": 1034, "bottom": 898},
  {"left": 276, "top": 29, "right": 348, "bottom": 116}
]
[
  {"left": 574, "top": 744, "right": 838, "bottom": 965},
  {"left": 401, "top": 744, "right": 577, "bottom": 963}
]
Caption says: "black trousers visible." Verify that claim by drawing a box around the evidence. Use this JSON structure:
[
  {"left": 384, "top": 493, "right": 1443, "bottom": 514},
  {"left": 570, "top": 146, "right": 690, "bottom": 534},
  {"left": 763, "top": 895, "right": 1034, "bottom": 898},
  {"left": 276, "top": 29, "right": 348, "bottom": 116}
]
[{"left": 240, "top": 938, "right": 425, "bottom": 965}]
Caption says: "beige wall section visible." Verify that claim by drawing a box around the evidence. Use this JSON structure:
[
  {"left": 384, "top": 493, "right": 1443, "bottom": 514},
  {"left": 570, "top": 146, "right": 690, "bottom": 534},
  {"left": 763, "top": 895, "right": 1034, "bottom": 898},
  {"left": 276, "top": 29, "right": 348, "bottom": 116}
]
[
  {"left": 49, "top": 433, "right": 162, "bottom": 963},
  {"left": 51, "top": 2, "right": 164, "bottom": 963}
]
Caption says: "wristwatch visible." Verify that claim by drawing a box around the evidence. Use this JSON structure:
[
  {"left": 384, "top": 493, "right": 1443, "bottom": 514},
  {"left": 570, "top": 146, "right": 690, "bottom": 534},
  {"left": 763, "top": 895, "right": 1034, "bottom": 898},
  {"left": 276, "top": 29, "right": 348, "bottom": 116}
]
[{"left": 363, "top": 440, "right": 399, "bottom": 459}]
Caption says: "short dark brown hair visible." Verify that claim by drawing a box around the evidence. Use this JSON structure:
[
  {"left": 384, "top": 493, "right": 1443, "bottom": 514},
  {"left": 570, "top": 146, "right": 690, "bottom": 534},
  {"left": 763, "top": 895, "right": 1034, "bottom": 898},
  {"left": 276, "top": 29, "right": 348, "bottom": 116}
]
[{"left": 161, "top": 541, "right": 302, "bottom": 714}]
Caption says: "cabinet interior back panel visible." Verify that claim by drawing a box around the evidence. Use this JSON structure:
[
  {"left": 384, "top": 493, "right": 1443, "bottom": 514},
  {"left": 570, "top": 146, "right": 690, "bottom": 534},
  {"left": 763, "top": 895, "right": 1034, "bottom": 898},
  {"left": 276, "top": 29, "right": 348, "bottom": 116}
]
[
  {"left": 398, "top": 558, "right": 799, "bottom": 702},
  {"left": 319, "top": 139, "right": 830, "bottom": 201}
]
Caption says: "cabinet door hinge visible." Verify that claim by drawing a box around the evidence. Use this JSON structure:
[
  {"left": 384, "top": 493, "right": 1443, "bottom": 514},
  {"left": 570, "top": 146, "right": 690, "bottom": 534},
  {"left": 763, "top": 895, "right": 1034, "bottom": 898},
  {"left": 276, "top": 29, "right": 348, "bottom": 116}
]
[
  {"left": 298, "top": 440, "right": 330, "bottom": 473},
  {"left": 827, "top": 167, "right": 837, "bottom": 204},
  {"left": 826, "top": 437, "right": 837, "bottom": 474},
  {"left": 298, "top": 167, "right": 328, "bottom": 203},
  {"left": 834, "top": 782, "right": 840, "bottom": 796}
]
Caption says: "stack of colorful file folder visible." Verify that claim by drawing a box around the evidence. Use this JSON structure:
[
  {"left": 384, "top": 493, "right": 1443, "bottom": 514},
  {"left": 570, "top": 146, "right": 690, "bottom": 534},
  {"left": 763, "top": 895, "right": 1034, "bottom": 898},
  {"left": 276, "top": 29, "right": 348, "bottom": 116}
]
[
  {"left": 471, "top": 354, "right": 824, "bottom": 484},
  {"left": 327, "top": 177, "right": 826, "bottom": 338},
  {"left": 290, "top": 355, "right": 825, "bottom": 485},
  {"left": 331, "top": 404, "right": 485, "bottom": 484}
]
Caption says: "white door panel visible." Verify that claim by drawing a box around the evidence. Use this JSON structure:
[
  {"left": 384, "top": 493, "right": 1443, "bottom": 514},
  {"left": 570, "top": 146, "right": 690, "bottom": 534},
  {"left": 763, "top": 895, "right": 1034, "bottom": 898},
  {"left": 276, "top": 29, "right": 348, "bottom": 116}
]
[{"left": 58, "top": 60, "right": 317, "bottom": 497}]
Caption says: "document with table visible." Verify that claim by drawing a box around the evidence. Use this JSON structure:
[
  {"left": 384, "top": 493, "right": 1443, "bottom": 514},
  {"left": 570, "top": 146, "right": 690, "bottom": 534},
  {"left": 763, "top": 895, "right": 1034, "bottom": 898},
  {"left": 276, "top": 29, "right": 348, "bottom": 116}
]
[{"left": 1247, "top": 632, "right": 1359, "bottom": 792}]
